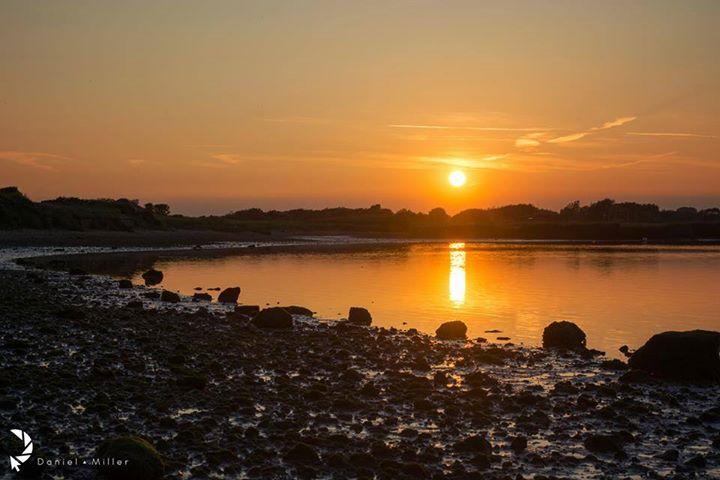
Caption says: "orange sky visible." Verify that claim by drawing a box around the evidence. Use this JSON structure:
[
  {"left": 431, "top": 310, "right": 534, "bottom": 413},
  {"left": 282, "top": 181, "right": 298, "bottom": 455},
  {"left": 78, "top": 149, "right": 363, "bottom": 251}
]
[{"left": 1, "top": 0, "right": 719, "bottom": 214}]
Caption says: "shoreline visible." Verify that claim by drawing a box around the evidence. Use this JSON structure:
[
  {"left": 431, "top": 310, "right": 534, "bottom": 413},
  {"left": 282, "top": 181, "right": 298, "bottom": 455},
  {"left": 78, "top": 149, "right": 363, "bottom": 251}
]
[
  {"left": 2, "top": 228, "right": 720, "bottom": 249},
  {"left": 1, "top": 262, "right": 719, "bottom": 478}
]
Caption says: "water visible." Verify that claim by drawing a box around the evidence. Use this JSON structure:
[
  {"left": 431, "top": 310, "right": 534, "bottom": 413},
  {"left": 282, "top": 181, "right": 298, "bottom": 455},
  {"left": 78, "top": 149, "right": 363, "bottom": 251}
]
[{"left": 132, "top": 242, "right": 720, "bottom": 358}]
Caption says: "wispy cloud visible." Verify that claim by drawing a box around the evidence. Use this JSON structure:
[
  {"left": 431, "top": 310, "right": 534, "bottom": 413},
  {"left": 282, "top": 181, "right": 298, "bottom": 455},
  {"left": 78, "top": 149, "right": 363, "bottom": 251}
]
[
  {"left": 210, "top": 153, "right": 242, "bottom": 165},
  {"left": 547, "top": 116, "right": 636, "bottom": 144},
  {"left": 388, "top": 124, "right": 550, "bottom": 132},
  {"left": 422, "top": 155, "right": 508, "bottom": 169},
  {"left": 263, "top": 116, "right": 329, "bottom": 125},
  {"left": 627, "top": 132, "right": 717, "bottom": 139},
  {"left": 0, "top": 151, "right": 71, "bottom": 171}
]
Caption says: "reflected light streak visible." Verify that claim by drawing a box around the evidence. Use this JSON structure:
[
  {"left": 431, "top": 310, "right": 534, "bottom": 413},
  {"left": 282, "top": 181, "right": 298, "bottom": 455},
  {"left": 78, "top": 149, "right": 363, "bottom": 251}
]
[{"left": 449, "top": 242, "right": 466, "bottom": 306}]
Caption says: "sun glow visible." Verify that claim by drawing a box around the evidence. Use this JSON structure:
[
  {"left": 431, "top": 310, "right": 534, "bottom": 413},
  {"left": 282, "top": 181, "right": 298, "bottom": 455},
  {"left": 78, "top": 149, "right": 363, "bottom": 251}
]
[{"left": 448, "top": 170, "right": 467, "bottom": 187}]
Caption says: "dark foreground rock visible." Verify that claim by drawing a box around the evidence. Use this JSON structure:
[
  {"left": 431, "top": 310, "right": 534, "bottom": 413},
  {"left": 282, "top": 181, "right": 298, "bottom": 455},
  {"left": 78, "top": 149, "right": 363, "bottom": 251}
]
[
  {"left": 629, "top": 330, "right": 720, "bottom": 381},
  {"left": 543, "top": 321, "right": 586, "bottom": 350},
  {"left": 234, "top": 305, "right": 260, "bottom": 316},
  {"left": 192, "top": 292, "right": 212, "bottom": 302},
  {"left": 436, "top": 320, "right": 467, "bottom": 340},
  {"left": 96, "top": 436, "right": 164, "bottom": 480},
  {"left": 252, "top": 307, "right": 293, "bottom": 328},
  {"left": 281, "top": 305, "right": 314, "bottom": 316},
  {"left": 160, "top": 290, "right": 180, "bottom": 303},
  {"left": 141, "top": 269, "right": 163, "bottom": 286},
  {"left": 217, "top": 287, "right": 241, "bottom": 303},
  {"left": 118, "top": 279, "right": 133, "bottom": 289},
  {"left": 348, "top": 306, "right": 372, "bottom": 326}
]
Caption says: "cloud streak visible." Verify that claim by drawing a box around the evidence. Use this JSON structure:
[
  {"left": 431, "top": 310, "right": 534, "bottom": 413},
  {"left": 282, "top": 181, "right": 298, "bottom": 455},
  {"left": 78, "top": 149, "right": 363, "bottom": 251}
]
[
  {"left": 388, "top": 124, "right": 551, "bottom": 132},
  {"left": 547, "top": 116, "right": 636, "bottom": 144},
  {"left": 0, "top": 151, "right": 72, "bottom": 171},
  {"left": 627, "top": 132, "right": 717, "bottom": 139}
]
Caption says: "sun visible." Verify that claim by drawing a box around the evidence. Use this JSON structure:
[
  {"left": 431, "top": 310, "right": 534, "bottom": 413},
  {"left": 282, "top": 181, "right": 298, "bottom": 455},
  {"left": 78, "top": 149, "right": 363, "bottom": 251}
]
[{"left": 448, "top": 170, "right": 466, "bottom": 187}]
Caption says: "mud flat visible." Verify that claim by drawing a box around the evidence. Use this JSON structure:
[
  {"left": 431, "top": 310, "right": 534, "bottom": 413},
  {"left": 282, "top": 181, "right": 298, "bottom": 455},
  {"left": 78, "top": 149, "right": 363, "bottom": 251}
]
[{"left": 1, "top": 266, "right": 719, "bottom": 479}]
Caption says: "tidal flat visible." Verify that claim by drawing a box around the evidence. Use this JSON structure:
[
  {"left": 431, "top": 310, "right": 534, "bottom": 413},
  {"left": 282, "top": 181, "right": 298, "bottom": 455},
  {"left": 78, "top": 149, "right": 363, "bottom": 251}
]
[{"left": 0, "top": 261, "right": 719, "bottom": 479}]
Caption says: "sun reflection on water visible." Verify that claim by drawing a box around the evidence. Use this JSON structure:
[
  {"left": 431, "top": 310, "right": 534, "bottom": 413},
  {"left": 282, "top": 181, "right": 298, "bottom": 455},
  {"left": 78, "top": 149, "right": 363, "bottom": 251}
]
[{"left": 449, "top": 242, "right": 466, "bottom": 306}]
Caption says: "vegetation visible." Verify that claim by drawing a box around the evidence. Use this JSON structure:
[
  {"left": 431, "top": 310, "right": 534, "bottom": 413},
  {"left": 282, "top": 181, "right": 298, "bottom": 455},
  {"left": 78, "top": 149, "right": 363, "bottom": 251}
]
[{"left": 2, "top": 186, "right": 720, "bottom": 240}]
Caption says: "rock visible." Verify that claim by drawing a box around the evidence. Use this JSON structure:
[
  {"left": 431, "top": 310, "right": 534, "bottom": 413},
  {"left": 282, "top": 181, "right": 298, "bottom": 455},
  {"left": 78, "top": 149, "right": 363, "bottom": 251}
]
[
  {"left": 454, "top": 434, "right": 492, "bottom": 454},
  {"left": 583, "top": 433, "right": 625, "bottom": 454},
  {"left": 126, "top": 300, "right": 144, "bottom": 310},
  {"left": 619, "top": 345, "right": 631, "bottom": 357},
  {"left": 284, "top": 443, "right": 319, "bottom": 464},
  {"left": 436, "top": 321, "right": 468, "bottom": 340},
  {"left": 68, "top": 268, "right": 88, "bottom": 276},
  {"left": 192, "top": 292, "right": 212, "bottom": 302},
  {"left": 235, "top": 305, "right": 260, "bottom": 316},
  {"left": 95, "top": 436, "right": 164, "bottom": 480},
  {"left": 160, "top": 291, "right": 180, "bottom": 303},
  {"left": 600, "top": 359, "right": 628, "bottom": 371},
  {"left": 628, "top": 330, "right": 720, "bottom": 381},
  {"left": 177, "top": 373, "right": 207, "bottom": 390},
  {"left": 217, "top": 287, "right": 241, "bottom": 303},
  {"left": 252, "top": 307, "right": 293, "bottom": 329},
  {"left": 141, "top": 269, "right": 163, "bottom": 286},
  {"left": 118, "top": 279, "right": 133, "bottom": 289},
  {"left": 281, "top": 306, "right": 314, "bottom": 316},
  {"left": 542, "top": 321, "right": 586, "bottom": 350},
  {"left": 510, "top": 436, "right": 528, "bottom": 453},
  {"left": 56, "top": 306, "right": 85, "bottom": 320},
  {"left": 656, "top": 449, "right": 679, "bottom": 461},
  {"left": 348, "top": 307, "right": 372, "bottom": 326}
]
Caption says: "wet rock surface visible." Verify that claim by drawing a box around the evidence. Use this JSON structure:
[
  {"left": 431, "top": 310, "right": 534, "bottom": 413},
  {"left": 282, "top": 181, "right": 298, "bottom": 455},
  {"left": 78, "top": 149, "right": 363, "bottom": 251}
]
[
  {"left": 1, "top": 269, "right": 719, "bottom": 479},
  {"left": 629, "top": 330, "right": 720, "bottom": 381},
  {"left": 217, "top": 287, "right": 241, "bottom": 304},
  {"left": 436, "top": 320, "right": 468, "bottom": 340},
  {"left": 542, "top": 320, "right": 587, "bottom": 350},
  {"left": 348, "top": 306, "right": 372, "bottom": 326},
  {"left": 141, "top": 269, "right": 163, "bottom": 286}
]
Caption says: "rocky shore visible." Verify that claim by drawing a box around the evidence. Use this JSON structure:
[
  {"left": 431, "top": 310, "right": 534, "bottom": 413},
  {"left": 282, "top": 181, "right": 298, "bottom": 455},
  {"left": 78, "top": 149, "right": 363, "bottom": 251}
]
[{"left": 1, "top": 267, "right": 719, "bottom": 479}]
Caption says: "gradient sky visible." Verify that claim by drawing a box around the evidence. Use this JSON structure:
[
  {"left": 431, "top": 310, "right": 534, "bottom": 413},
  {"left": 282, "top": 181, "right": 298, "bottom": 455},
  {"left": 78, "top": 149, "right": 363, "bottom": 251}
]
[{"left": 1, "top": 0, "right": 719, "bottom": 214}]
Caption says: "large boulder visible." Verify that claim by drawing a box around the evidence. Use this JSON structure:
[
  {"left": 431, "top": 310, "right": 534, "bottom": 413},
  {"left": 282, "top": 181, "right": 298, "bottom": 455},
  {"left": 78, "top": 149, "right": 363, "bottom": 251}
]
[
  {"left": 235, "top": 305, "right": 260, "bottom": 316},
  {"left": 218, "top": 287, "right": 241, "bottom": 303},
  {"left": 436, "top": 321, "right": 467, "bottom": 340},
  {"left": 141, "top": 269, "right": 163, "bottom": 286},
  {"left": 281, "top": 306, "right": 314, "bottom": 316},
  {"left": 252, "top": 307, "right": 293, "bottom": 329},
  {"left": 628, "top": 330, "right": 720, "bottom": 381},
  {"left": 542, "top": 321, "right": 586, "bottom": 350},
  {"left": 95, "top": 436, "right": 164, "bottom": 480},
  {"left": 348, "top": 307, "right": 372, "bottom": 326},
  {"left": 160, "top": 290, "right": 180, "bottom": 303}
]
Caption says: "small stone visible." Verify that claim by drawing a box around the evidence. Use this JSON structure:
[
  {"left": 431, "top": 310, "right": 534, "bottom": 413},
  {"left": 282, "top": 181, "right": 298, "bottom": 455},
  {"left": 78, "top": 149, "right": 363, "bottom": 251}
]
[
  {"left": 348, "top": 307, "right": 372, "bottom": 326},
  {"left": 218, "top": 287, "right": 241, "bottom": 303},
  {"left": 284, "top": 443, "right": 319, "bottom": 464},
  {"left": 95, "top": 436, "right": 164, "bottom": 480},
  {"left": 141, "top": 269, "right": 163, "bottom": 286},
  {"left": 252, "top": 307, "right": 293, "bottom": 329},
  {"left": 436, "top": 321, "right": 468, "bottom": 340},
  {"left": 160, "top": 291, "right": 180, "bottom": 303}
]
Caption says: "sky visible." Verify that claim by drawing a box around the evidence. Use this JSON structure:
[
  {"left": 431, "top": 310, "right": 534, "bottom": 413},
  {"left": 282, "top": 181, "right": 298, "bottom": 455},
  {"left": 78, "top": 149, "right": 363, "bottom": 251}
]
[{"left": 1, "top": 0, "right": 719, "bottom": 215}]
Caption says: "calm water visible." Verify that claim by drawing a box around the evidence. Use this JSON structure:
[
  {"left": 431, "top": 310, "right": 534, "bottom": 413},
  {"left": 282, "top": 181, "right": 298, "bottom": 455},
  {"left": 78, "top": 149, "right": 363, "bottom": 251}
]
[{"left": 133, "top": 243, "right": 720, "bottom": 358}]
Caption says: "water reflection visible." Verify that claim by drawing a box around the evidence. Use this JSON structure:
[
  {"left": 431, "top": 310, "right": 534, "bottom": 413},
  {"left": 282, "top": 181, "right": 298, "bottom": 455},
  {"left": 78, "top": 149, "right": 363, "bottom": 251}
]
[{"left": 449, "top": 242, "right": 466, "bottom": 306}]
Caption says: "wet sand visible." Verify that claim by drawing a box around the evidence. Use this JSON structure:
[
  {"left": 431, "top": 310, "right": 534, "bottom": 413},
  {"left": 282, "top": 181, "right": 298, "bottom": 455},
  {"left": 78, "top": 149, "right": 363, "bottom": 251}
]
[{"left": 1, "top": 265, "right": 719, "bottom": 479}]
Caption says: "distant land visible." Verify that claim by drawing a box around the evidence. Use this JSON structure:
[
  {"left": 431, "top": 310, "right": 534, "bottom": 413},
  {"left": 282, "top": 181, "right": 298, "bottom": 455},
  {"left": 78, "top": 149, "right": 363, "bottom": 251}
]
[{"left": 2, "top": 186, "right": 720, "bottom": 241}]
